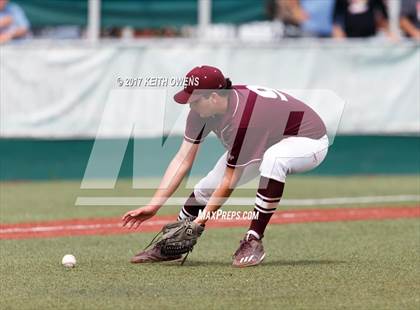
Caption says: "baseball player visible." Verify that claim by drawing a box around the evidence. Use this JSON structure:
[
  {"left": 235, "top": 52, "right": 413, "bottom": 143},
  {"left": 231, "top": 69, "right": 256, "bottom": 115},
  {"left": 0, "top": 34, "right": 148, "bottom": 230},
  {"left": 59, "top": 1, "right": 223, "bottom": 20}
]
[{"left": 122, "top": 65, "right": 329, "bottom": 267}]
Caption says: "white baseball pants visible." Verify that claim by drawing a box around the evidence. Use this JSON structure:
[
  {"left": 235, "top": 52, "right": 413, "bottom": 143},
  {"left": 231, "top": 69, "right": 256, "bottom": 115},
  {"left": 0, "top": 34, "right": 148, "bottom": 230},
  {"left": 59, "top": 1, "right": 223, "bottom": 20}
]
[{"left": 194, "top": 135, "right": 329, "bottom": 205}]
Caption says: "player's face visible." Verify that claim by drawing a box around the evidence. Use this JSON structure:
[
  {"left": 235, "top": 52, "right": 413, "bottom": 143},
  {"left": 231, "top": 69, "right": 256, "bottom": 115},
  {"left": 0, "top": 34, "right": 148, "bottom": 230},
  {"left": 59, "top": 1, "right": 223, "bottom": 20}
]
[{"left": 189, "top": 96, "right": 216, "bottom": 118}]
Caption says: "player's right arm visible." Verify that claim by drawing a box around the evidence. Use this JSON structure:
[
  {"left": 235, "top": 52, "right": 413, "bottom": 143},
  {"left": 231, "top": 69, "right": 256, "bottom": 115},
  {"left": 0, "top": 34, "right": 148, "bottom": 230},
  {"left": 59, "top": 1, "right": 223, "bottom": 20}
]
[
  {"left": 122, "top": 140, "right": 200, "bottom": 229},
  {"left": 148, "top": 139, "right": 199, "bottom": 207}
]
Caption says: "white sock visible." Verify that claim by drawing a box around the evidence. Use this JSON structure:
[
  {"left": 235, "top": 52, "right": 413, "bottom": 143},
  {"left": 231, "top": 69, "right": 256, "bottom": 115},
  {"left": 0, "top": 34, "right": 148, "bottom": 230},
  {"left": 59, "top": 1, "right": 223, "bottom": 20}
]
[
  {"left": 246, "top": 230, "right": 260, "bottom": 240},
  {"left": 177, "top": 207, "right": 197, "bottom": 221}
]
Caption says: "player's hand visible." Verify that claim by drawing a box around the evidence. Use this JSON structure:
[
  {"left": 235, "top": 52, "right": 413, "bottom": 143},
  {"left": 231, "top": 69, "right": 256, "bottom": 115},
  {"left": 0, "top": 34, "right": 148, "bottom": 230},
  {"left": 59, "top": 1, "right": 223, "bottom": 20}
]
[{"left": 122, "top": 205, "right": 159, "bottom": 229}]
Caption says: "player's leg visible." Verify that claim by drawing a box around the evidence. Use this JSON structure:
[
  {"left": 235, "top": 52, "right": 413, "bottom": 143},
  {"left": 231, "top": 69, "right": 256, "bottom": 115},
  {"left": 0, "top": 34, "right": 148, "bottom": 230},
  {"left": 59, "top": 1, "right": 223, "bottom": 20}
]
[
  {"left": 233, "top": 135, "right": 329, "bottom": 267},
  {"left": 177, "top": 152, "right": 228, "bottom": 221},
  {"left": 248, "top": 134, "right": 329, "bottom": 239},
  {"left": 178, "top": 151, "right": 260, "bottom": 221},
  {"left": 231, "top": 175, "right": 283, "bottom": 267}
]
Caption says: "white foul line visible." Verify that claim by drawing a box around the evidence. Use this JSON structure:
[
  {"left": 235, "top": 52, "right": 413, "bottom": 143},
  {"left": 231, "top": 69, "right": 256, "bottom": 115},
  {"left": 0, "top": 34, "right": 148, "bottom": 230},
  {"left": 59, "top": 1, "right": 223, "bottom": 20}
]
[{"left": 75, "top": 195, "right": 420, "bottom": 206}]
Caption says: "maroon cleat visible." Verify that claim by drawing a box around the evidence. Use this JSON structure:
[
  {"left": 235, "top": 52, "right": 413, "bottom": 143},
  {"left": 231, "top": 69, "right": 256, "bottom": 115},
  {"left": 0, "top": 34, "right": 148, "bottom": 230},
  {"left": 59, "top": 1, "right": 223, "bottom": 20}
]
[{"left": 232, "top": 234, "right": 266, "bottom": 268}]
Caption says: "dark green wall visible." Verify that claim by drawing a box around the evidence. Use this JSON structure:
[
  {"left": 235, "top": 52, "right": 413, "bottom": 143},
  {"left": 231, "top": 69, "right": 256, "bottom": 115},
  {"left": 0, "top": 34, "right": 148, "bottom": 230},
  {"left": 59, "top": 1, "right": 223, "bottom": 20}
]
[
  {"left": 0, "top": 136, "right": 419, "bottom": 181},
  {"left": 14, "top": 0, "right": 266, "bottom": 28}
]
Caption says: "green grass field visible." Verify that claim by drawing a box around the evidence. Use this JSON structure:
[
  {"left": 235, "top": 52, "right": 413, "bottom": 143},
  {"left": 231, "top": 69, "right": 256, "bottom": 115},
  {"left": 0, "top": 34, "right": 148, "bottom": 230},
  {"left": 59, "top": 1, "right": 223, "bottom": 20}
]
[{"left": 1, "top": 176, "right": 419, "bottom": 309}]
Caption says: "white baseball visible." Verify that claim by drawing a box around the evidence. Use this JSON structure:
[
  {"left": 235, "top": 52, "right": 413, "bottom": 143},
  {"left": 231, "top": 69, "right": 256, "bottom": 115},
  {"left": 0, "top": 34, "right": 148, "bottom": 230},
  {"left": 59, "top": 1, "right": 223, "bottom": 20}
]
[{"left": 62, "top": 254, "right": 76, "bottom": 268}]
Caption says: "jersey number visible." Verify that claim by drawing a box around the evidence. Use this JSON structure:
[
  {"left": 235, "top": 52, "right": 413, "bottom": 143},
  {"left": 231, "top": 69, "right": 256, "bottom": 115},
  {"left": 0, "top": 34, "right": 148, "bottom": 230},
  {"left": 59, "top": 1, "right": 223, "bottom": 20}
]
[
  {"left": 246, "top": 85, "right": 303, "bottom": 136},
  {"left": 246, "top": 85, "right": 288, "bottom": 101}
]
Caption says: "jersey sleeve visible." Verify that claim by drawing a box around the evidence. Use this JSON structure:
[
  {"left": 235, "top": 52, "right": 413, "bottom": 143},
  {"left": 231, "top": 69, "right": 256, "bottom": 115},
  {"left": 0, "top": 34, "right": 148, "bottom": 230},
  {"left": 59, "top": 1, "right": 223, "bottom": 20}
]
[
  {"left": 226, "top": 127, "right": 269, "bottom": 168},
  {"left": 184, "top": 110, "right": 212, "bottom": 144}
]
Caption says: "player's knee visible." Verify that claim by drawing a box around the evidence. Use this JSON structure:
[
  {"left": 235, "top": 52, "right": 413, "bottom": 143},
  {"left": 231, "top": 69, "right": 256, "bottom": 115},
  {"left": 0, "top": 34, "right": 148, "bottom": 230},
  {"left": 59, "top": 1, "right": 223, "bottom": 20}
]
[{"left": 260, "top": 152, "right": 289, "bottom": 183}]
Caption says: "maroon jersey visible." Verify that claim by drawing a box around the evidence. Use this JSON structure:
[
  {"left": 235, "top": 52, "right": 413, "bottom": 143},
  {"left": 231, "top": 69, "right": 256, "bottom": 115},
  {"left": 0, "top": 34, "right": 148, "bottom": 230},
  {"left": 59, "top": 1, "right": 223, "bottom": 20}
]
[{"left": 184, "top": 85, "right": 327, "bottom": 167}]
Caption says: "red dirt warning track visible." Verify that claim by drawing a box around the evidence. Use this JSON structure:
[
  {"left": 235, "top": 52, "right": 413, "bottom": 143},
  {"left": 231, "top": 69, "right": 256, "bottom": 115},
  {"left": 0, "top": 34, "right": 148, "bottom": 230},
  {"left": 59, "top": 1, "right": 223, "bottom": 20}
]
[{"left": 1, "top": 206, "right": 419, "bottom": 240}]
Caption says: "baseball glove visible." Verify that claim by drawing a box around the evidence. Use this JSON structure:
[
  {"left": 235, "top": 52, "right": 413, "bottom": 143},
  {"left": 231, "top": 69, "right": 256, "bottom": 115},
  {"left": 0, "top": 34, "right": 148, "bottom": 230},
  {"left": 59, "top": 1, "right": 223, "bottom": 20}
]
[{"left": 144, "top": 219, "right": 205, "bottom": 265}]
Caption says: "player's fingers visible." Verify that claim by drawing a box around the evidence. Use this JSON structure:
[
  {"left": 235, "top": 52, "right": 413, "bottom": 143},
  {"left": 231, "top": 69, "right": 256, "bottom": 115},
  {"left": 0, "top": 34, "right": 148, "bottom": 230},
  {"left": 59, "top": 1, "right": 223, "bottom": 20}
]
[
  {"left": 123, "top": 216, "right": 136, "bottom": 228},
  {"left": 122, "top": 209, "right": 141, "bottom": 221},
  {"left": 129, "top": 216, "right": 144, "bottom": 229},
  {"left": 121, "top": 216, "right": 129, "bottom": 226},
  {"left": 122, "top": 214, "right": 133, "bottom": 225},
  {"left": 126, "top": 218, "right": 134, "bottom": 228},
  {"left": 133, "top": 220, "right": 143, "bottom": 230},
  {"left": 122, "top": 212, "right": 132, "bottom": 221}
]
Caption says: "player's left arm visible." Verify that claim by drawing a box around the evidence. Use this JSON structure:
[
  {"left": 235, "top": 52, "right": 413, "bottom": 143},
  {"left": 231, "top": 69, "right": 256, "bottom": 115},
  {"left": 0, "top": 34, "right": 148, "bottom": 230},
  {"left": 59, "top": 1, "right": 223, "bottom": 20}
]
[{"left": 194, "top": 166, "right": 243, "bottom": 225}]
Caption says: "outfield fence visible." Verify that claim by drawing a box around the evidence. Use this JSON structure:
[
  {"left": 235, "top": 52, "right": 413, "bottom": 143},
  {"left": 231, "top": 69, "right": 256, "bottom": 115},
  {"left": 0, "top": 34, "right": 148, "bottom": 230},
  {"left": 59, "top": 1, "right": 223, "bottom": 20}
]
[
  {"left": 1, "top": 40, "right": 418, "bottom": 179},
  {"left": 1, "top": 40, "right": 418, "bottom": 138}
]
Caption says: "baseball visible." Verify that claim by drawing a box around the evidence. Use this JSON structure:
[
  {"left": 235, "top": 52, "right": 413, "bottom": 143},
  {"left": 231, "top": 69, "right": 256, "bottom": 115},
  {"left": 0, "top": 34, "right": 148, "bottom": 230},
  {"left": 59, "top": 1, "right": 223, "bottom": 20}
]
[{"left": 61, "top": 254, "right": 76, "bottom": 268}]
